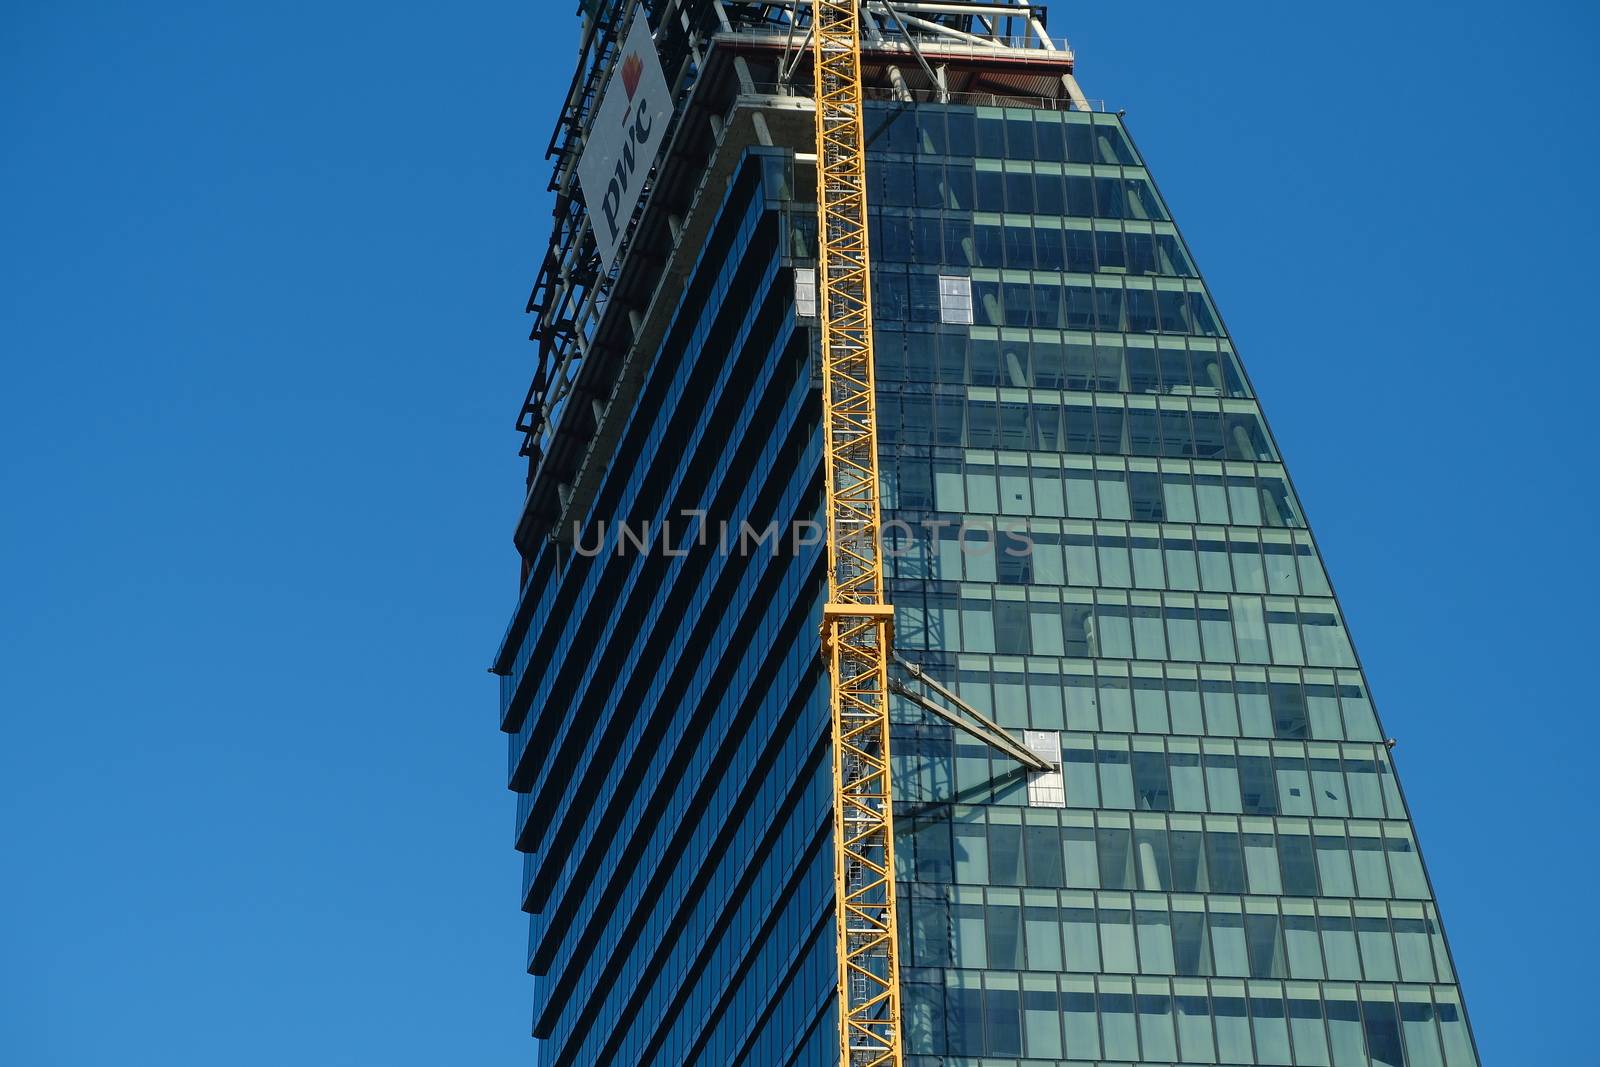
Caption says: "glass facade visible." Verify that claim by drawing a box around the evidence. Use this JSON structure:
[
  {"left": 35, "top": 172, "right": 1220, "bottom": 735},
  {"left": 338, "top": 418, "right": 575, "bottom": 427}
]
[
  {"left": 867, "top": 102, "right": 1479, "bottom": 1067},
  {"left": 497, "top": 103, "right": 1477, "bottom": 1067},
  {"left": 498, "top": 154, "right": 840, "bottom": 1066}
]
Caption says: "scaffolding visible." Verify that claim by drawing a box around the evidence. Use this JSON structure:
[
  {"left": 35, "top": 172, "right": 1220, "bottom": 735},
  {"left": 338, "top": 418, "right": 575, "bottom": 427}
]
[{"left": 513, "top": 1, "right": 1080, "bottom": 559}]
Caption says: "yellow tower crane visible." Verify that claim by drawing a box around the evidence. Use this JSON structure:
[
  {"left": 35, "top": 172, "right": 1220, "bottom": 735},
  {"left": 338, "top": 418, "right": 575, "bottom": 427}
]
[{"left": 811, "top": 4, "right": 903, "bottom": 1065}]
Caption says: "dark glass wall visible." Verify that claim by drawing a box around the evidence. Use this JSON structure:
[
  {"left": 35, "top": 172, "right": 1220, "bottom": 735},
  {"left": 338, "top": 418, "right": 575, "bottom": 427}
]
[{"left": 498, "top": 151, "right": 838, "bottom": 1067}]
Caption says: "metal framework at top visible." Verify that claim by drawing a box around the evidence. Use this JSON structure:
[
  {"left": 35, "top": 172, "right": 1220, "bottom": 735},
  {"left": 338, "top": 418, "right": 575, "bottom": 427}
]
[{"left": 514, "top": 1, "right": 1079, "bottom": 555}]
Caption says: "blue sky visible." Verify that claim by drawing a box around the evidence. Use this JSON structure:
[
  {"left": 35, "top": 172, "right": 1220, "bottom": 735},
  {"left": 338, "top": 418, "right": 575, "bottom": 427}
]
[{"left": 2, "top": 2, "right": 1595, "bottom": 1063}]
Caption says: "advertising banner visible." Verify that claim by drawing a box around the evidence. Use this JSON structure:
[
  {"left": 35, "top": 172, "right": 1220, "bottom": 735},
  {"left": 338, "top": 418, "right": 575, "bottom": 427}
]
[{"left": 577, "top": 7, "right": 672, "bottom": 273}]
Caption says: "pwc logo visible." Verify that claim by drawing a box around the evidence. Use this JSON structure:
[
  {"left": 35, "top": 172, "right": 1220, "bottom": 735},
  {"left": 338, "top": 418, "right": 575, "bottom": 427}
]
[
  {"left": 600, "top": 49, "right": 656, "bottom": 244},
  {"left": 620, "top": 54, "right": 643, "bottom": 99}
]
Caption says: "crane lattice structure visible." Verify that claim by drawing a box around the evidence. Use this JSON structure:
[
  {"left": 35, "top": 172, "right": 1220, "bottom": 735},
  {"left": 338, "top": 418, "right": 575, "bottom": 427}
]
[{"left": 812, "top": 2, "right": 902, "bottom": 1063}]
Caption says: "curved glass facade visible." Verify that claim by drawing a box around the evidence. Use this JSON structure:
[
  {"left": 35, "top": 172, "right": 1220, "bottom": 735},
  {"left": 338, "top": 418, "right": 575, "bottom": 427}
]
[{"left": 869, "top": 102, "right": 1479, "bottom": 1067}]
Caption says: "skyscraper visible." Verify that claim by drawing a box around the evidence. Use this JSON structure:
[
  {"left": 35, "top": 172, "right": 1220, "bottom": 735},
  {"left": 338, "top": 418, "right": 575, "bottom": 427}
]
[{"left": 491, "top": 5, "right": 1480, "bottom": 1065}]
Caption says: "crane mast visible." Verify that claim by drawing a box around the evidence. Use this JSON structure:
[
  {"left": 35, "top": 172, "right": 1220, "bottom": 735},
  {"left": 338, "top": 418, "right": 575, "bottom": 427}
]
[{"left": 811, "top": 4, "right": 903, "bottom": 1065}]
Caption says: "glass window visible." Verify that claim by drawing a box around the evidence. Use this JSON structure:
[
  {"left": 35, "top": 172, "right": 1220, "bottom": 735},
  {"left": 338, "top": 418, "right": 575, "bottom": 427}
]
[
  {"left": 1244, "top": 833, "right": 1283, "bottom": 894},
  {"left": 985, "top": 983, "right": 1022, "bottom": 1056},
  {"left": 1326, "top": 994, "right": 1366, "bottom": 1067},
  {"left": 1283, "top": 913, "right": 1325, "bottom": 978},
  {"left": 1362, "top": 995, "right": 1407, "bottom": 1067},
  {"left": 1232, "top": 535, "right": 1267, "bottom": 591},
  {"left": 1094, "top": 531, "right": 1132, "bottom": 588},
  {"left": 1094, "top": 119, "right": 1139, "bottom": 164},
  {"left": 1236, "top": 678, "right": 1272, "bottom": 736},
  {"left": 1170, "top": 829, "right": 1207, "bottom": 893},
  {"left": 1437, "top": 993, "right": 1478, "bottom": 1067},
  {"left": 1341, "top": 680, "right": 1383, "bottom": 742},
  {"left": 1213, "top": 990, "right": 1253, "bottom": 1064},
  {"left": 1062, "top": 986, "right": 1101, "bottom": 1058},
  {"left": 914, "top": 109, "right": 946, "bottom": 154},
  {"left": 1096, "top": 468, "right": 1131, "bottom": 518},
  {"left": 1063, "top": 121, "right": 1094, "bottom": 163},
  {"left": 975, "top": 114, "right": 1005, "bottom": 156},
  {"left": 947, "top": 981, "right": 985, "bottom": 1055},
  {"left": 1170, "top": 750, "right": 1207, "bottom": 811},
  {"left": 1251, "top": 993, "right": 1294, "bottom": 1065},
  {"left": 1401, "top": 996, "right": 1447, "bottom": 1067},
  {"left": 1193, "top": 410, "right": 1227, "bottom": 457},
  {"left": 1063, "top": 823, "right": 1098, "bottom": 886},
  {"left": 1350, "top": 834, "right": 1392, "bottom": 898},
  {"left": 954, "top": 816, "right": 990, "bottom": 883},
  {"left": 1063, "top": 225, "right": 1095, "bottom": 271},
  {"left": 1133, "top": 749, "right": 1172, "bottom": 811},
  {"left": 1240, "top": 756, "right": 1278, "bottom": 815},
  {"left": 1393, "top": 916, "right": 1436, "bottom": 982},
  {"left": 1228, "top": 477, "right": 1264, "bottom": 526},
  {"left": 1033, "top": 114, "right": 1066, "bottom": 163},
  {"left": 1172, "top": 911, "right": 1211, "bottom": 976},
  {"left": 1296, "top": 537, "right": 1332, "bottom": 595},
  {"left": 1099, "top": 675, "right": 1134, "bottom": 731},
  {"left": 1266, "top": 604, "right": 1306, "bottom": 665},
  {"left": 1280, "top": 833, "right": 1320, "bottom": 896},
  {"left": 1004, "top": 170, "right": 1035, "bottom": 214},
  {"left": 1357, "top": 915, "right": 1398, "bottom": 981},
  {"left": 936, "top": 274, "right": 973, "bottom": 324},
  {"left": 1063, "top": 670, "right": 1098, "bottom": 731},
  {"left": 1205, "top": 753, "right": 1244, "bottom": 813},
  {"left": 1319, "top": 913, "right": 1361, "bottom": 979},
  {"left": 1025, "top": 825, "right": 1065, "bottom": 888},
  {"left": 989, "top": 821, "right": 1024, "bottom": 885},
  {"left": 1139, "top": 990, "right": 1179, "bottom": 1059},
  {"left": 1063, "top": 909, "right": 1101, "bottom": 972},
  {"left": 1199, "top": 601, "right": 1236, "bottom": 661},
  {"left": 1166, "top": 602, "right": 1203, "bottom": 660},
  {"left": 1169, "top": 679, "right": 1204, "bottom": 734},
  {"left": 1101, "top": 987, "right": 1140, "bottom": 1059},
  {"left": 1271, "top": 682, "right": 1310, "bottom": 740},
  {"left": 1175, "top": 988, "right": 1218, "bottom": 1063},
  {"left": 1196, "top": 534, "right": 1232, "bottom": 590},
  {"left": 1260, "top": 476, "right": 1300, "bottom": 527},
  {"left": 1094, "top": 176, "right": 1127, "bottom": 218},
  {"left": 1246, "top": 912, "right": 1286, "bottom": 977},
  {"left": 1195, "top": 473, "right": 1229, "bottom": 522},
  {"left": 1276, "top": 756, "right": 1315, "bottom": 816},
  {"left": 993, "top": 599, "right": 1031, "bottom": 654},
  {"left": 1023, "top": 984, "right": 1062, "bottom": 1059},
  {"left": 1316, "top": 835, "right": 1355, "bottom": 897},
  {"left": 1289, "top": 993, "right": 1332, "bottom": 1066},
  {"left": 1386, "top": 830, "right": 1430, "bottom": 898},
  {"left": 1210, "top": 911, "right": 1249, "bottom": 975},
  {"left": 1098, "top": 825, "right": 1136, "bottom": 887},
  {"left": 1025, "top": 905, "right": 1063, "bottom": 970},
  {"left": 955, "top": 901, "right": 988, "bottom": 967},
  {"left": 1004, "top": 115, "right": 1036, "bottom": 157},
  {"left": 1158, "top": 233, "right": 1196, "bottom": 276},
  {"left": 1064, "top": 472, "right": 1097, "bottom": 521},
  {"left": 1202, "top": 678, "right": 1241, "bottom": 736},
  {"left": 1137, "top": 910, "right": 1176, "bottom": 973},
  {"left": 1165, "top": 533, "right": 1201, "bottom": 590},
  {"left": 946, "top": 109, "right": 976, "bottom": 156},
  {"left": 1127, "top": 230, "right": 1158, "bottom": 275},
  {"left": 1133, "top": 601, "right": 1169, "bottom": 659}
]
